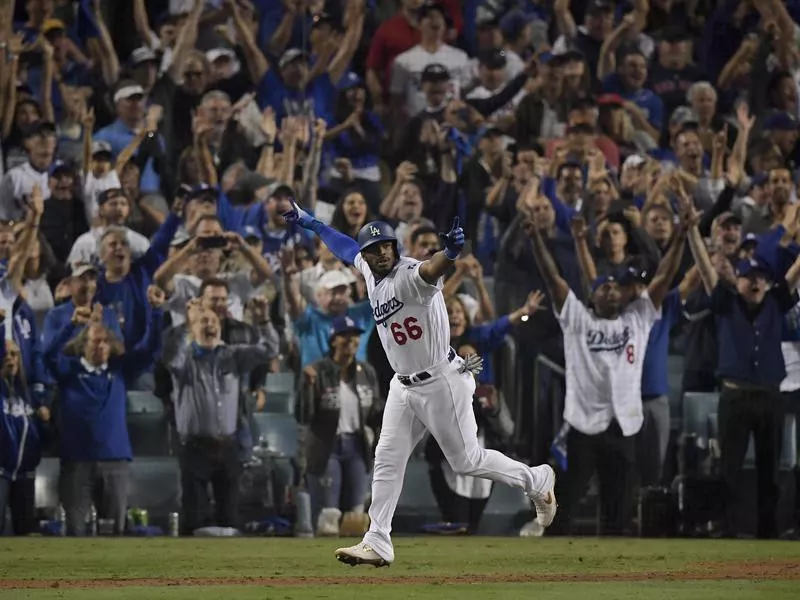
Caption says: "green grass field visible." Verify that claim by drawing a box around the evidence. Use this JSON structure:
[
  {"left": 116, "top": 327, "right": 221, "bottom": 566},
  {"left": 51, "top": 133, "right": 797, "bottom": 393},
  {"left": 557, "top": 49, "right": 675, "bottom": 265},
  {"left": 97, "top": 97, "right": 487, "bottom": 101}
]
[{"left": 0, "top": 537, "right": 799, "bottom": 599}]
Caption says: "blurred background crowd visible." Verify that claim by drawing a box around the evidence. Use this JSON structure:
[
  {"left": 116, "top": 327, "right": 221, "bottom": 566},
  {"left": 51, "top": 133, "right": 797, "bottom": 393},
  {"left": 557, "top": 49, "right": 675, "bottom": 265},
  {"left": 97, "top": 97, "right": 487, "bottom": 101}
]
[{"left": 1, "top": 0, "right": 800, "bottom": 540}]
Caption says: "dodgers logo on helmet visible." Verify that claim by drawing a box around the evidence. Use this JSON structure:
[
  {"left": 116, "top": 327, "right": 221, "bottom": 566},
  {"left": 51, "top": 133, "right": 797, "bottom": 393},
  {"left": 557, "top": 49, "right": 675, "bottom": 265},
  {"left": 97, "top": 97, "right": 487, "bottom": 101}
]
[{"left": 358, "top": 221, "right": 397, "bottom": 251}]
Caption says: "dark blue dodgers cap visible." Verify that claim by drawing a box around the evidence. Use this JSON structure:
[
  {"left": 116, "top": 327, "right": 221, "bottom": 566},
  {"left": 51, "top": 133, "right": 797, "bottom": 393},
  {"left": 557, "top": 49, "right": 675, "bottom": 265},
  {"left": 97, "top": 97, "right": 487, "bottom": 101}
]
[
  {"left": 329, "top": 315, "right": 365, "bottom": 340},
  {"left": 735, "top": 257, "right": 772, "bottom": 279}
]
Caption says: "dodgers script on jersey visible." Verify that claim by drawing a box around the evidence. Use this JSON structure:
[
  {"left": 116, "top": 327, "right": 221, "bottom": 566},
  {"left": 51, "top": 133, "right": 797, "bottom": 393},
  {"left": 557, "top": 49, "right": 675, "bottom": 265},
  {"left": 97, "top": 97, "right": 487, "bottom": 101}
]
[
  {"left": 354, "top": 254, "right": 449, "bottom": 375},
  {"left": 557, "top": 290, "right": 661, "bottom": 437}
]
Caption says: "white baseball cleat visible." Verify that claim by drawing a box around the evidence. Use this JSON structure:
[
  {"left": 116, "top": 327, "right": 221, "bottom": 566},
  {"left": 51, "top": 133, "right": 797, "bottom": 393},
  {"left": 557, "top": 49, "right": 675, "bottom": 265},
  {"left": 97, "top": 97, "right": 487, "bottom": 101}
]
[
  {"left": 530, "top": 464, "right": 557, "bottom": 528},
  {"left": 335, "top": 543, "right": 391, "bottom": 568}
]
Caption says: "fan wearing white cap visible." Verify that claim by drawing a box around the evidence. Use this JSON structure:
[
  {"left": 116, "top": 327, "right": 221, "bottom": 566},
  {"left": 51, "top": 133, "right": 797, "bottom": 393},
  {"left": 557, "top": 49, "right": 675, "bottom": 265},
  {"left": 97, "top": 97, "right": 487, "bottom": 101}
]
[
  {"left": 67, "top": 188, "right": 151, "bottom": 269},
  {"left": 93, "top": 80, "right": 163, "bottom": 195},
  {"left": 281, "top": 254, "right": 375, "bottom": 368},
  {"left": 81, "top": 104, "right": 129, "bottom": 226}
]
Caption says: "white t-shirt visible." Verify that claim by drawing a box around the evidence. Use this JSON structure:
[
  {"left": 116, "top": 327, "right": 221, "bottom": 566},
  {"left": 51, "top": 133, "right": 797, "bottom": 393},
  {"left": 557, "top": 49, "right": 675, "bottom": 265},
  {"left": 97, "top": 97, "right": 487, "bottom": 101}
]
[
  {"left": 24, "top": 277, "right": 54, "bottom": 331},
  {"left": 167, "top": 271, "right": 254, "bottom": 327},
  {"left": 0, "top": 162, "right": 52, "bottom": 222},
  {"left": 557, "top": 290, "right": 660, "bottom": 437},
  {"left": 83, "top": 170, "right": 122, "bottom": 225},
  {"left": 0, "top": 278, "right": 16, "bottom": 341},
  {"left": 336, "top": 381, "right": 361, "bottom": 435},
  {"left": 354, "top": 254, "right": 448, "bottom": 375},
  {"left": 466, "top": 83, "right": 527, "bottom": 122},
  {"left": 390, "top": 44, "right": 472, "bottom": 116},
  {"left": 67, "top": 226, "right": 150, "bottom": 268}
]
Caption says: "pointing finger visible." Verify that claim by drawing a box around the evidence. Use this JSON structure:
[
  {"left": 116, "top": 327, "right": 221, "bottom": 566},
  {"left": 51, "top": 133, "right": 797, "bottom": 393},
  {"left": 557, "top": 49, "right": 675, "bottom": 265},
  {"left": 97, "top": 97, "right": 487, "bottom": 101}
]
[{"left": 452, "top": 216, "right": 460, "bottom": 231}]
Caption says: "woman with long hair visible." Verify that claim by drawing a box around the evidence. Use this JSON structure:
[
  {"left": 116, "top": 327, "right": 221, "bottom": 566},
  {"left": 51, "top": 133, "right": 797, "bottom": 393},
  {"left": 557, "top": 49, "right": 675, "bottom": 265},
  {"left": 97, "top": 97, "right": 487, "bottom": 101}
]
[
  {"left": 325, "top": 73, "right": 385, "bottom": 213},
  {"left": 329, "top": 188, "right": 374, "bottom": 239},
  {"left": 0, "top": 317, "right": 48, "bottom": 536}
]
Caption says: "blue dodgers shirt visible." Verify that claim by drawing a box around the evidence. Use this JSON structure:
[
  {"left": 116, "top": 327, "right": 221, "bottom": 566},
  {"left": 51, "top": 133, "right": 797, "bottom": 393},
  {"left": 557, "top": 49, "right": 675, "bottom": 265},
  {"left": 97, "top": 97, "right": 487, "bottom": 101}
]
[
  {"left": 256, "top": 69, "right": 337, "bottom": 125},
  {"left": 294, "top": 301, "right": 375, "bottom": 366},
  {"left": 640, "top": 288, "right": 682, "bottom": 397}
]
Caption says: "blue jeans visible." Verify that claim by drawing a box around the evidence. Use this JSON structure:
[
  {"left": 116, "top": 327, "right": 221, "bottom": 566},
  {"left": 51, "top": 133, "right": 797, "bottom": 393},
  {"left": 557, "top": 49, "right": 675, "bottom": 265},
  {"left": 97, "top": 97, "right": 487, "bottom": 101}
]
[{"left": 307, "top": 434, "right": 368, "bottom": 520}]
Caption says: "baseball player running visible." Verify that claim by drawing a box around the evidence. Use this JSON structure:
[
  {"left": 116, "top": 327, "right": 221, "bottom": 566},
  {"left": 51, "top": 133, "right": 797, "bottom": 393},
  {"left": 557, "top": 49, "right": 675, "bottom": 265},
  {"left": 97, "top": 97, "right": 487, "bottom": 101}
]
[{"left": 283, "top": 203, "right": 556, "bottom": 567}]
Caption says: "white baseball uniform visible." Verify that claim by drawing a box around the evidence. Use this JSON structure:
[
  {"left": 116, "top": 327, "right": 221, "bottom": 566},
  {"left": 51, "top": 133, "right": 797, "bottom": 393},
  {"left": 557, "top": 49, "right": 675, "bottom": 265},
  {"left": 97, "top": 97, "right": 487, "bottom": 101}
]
[
  {"left": 558, "top": 290, "right": 661, "bottom": 436},
  {"left": 353, "top": 254, "right": 550, "bottom": 562}
]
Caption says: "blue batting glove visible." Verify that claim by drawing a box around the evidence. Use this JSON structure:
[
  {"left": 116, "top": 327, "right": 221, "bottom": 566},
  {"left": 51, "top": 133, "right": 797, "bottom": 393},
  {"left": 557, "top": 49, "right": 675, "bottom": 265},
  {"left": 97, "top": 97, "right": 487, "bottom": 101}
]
[
  {"left": 440, "top": 217, "right": 465, "bottom": 260},
  {"left": 282, "top": 200, "right": 319, "bottom": 231}
]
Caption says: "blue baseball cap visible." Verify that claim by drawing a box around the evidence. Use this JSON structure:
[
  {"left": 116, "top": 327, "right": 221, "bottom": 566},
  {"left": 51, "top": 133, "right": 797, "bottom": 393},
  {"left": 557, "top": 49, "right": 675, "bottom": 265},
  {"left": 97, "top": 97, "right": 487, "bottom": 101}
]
[
  {"left": 329, "top": 315, "right": 364, "bottom": 340},
  {"left": 48, "top": 160, "right": 73, "bottom": 177},
  {"left": 749, "top": 172, "right": 769, "bottom": 190},
  {"left": 763, "top": 112, "right": 800, "bottom": 132},
  {"left": 591, "top": 274, "right": 617, "bottom": 293},
  {"left": 735, "top": 258, "right": 772, "bottom": 280},
  {"left": 616, "top": 264, "right": 648, "bottom": 286},
  {"left": 499, "top": 9, "right": 536, "bottom": 40},
  {"left": 186, "top": 183, "right": 219, "bottom": 203},
  {"left": 338, "top": 71, "right": 363, "bottom": 90},
  {"left": 241, "top": 225, "right": 263, "bottom": 242},
  {"left": 738, "top": 233, "right": 759, "bottom": 252}
]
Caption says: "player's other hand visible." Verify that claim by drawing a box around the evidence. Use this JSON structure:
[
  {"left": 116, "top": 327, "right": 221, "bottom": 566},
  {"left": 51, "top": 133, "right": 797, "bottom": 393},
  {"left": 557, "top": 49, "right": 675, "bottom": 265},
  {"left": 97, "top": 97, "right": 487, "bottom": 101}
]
[
  {"left": 281, "top": 199, "right": 317, "bottom": 230},
  {"left": 440, "top": 217, "right": 465, "bottom": 260}
]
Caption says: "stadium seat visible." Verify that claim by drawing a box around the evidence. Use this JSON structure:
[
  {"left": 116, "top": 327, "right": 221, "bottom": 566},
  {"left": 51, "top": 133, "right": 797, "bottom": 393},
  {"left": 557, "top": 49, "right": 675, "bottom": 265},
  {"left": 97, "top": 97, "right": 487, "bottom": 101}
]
[
  {"left": 128, "top": 458, "right": 181, "bottom": 523},
  {"left": 127, "top": 391, "right": 165, "bottom": 414},
  {"left": 127, "top": 413, "right": 171, "bottom": 456},
  {"left": 34, "top": 458, "right": 60, "bottom": 509},
  {"left": 261, "top": 371, "right": 296, "bottom": 414},
  {"left": 252, "top": 413, "right": 299, "bottom": 458},
  {"left": 681, "top": 392, "right": 719, "bottom": 442},
  {"left": 743, "top": 413, "right": 798, "bottom": 471},
  {"left": 666, "top": 355, "right": 685, "bottom": 430}
]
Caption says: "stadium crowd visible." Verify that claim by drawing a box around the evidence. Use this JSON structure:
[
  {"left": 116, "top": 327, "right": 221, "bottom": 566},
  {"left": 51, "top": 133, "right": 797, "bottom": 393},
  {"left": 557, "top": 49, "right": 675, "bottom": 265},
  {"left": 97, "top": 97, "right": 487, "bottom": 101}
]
[{"left": 1, "top": 0, "right": 800, "bottom": 540}]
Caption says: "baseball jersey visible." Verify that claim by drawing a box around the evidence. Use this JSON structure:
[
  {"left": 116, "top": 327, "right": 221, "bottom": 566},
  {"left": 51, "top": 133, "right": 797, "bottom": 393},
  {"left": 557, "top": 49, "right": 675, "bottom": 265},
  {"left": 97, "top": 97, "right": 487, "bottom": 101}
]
[
  {"left": 557, "top": 290, "right": 660, "bottom": 437},
  {"left": 354, "top": 254, "right": 448, "bottom": 375},
  {"left": 390, "top": 44, "right": 472, "bottom": 116}
]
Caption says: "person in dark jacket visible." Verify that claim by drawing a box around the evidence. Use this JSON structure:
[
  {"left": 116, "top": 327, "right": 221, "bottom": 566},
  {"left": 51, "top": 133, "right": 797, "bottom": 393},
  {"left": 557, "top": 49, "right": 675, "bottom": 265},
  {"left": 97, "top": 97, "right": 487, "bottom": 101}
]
[
  {"left": 299, "top": 316, "right": 383, "bottom": 538},
  {"left": 44, "top": 287, "right": 165, "bottom": 536},
  {"left": 0, "top": 316, "right": 49, "bottom": 535}
]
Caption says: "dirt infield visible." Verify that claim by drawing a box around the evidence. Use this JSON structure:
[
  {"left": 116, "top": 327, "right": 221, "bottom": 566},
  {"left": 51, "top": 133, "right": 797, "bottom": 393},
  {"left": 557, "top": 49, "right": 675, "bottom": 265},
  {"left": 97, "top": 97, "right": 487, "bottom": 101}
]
[{"left": 2, "top": 561, "right": 798, "bottom": 589}]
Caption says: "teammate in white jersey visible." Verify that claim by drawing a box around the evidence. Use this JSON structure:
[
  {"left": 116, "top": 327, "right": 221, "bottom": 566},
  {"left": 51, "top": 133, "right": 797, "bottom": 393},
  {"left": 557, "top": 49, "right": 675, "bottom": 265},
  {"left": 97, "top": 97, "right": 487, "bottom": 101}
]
[
  {"left": 284, "top": 203, "right": 556, "bottom": 566},
  {"left": 525, "top": 211, "right": 687, "bottom": 534}
]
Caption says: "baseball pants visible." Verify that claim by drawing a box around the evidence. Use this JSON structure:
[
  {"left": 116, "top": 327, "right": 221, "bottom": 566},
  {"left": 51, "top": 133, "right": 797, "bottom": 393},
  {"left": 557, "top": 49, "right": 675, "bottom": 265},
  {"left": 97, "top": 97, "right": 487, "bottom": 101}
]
[{"left": 363, "top": 359, "right": 549, "bottom": 562}]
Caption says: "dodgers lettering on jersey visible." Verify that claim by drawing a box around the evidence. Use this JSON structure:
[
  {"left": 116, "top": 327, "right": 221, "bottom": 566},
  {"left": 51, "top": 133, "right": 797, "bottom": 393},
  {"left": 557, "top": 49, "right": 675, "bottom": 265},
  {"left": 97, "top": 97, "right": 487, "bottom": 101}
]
[
  {"left": 586, "top": 326, "right": 631, "bottom": 355},
  {"left": 557, "top": 290, "right": 660, "bottom": 437},
  {"left": 354, "top": 254, "right": 449, "bottom": 375}
]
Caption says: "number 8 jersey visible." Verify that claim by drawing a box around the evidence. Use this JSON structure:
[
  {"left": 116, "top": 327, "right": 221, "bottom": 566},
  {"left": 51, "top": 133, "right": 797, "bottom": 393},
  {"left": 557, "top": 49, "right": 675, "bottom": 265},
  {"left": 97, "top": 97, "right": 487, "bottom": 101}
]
[
  {"left": 557, "top": 289, "right": 661, "bottom": 438},
  {"left": 354, "top": 254, "right": 449, "bottom": 376}
]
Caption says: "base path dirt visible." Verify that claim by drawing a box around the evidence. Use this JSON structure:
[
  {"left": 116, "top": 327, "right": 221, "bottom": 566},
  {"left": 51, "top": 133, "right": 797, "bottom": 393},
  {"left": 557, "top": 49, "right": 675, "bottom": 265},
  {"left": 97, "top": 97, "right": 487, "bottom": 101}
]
[{"left": 2, "top": 561, "right": 798, "bottom": 589}]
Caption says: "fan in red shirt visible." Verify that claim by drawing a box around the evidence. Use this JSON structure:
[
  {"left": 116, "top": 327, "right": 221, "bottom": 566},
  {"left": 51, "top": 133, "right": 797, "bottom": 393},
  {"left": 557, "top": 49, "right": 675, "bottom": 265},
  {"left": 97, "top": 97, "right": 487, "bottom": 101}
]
[{"left": 366, "top": 0, "right": 462, "bottom": 113}]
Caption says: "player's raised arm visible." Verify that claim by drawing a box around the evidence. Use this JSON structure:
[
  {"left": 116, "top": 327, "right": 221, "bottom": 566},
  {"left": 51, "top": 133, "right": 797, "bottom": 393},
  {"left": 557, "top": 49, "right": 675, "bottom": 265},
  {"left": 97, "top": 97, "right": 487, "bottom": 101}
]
[
  {"left": 524, "top": 219, "right": 570, "bottom": 313},
  {"left": 418, "top": 218, "right": 464, "bottom": 284},
  {"left": 283, "top": 200, "right": 360, "bottom": 265}
]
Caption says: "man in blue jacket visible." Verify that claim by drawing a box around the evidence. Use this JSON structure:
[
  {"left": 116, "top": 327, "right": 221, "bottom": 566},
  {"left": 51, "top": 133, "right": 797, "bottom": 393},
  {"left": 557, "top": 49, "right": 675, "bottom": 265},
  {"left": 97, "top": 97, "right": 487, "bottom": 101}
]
[
  {"left": 41, "top": 264, "right": 123, "bottom": 352},
  {"left": 45, "top": 287, "right": 166, "bottom": 536}
]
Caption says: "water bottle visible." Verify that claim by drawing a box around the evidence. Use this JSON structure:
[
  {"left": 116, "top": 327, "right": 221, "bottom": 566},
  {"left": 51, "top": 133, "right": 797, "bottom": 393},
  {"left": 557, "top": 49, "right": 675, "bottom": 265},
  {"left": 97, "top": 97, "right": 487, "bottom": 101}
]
[
  {"left": 168, "top": 512, "right": 180, "bottom": 538},
  {"left": 87, "top": 505, "right": 98, "bottom": 537},
  {"left": 56, "top": 505, "right": 66, "bottom": 536}
]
